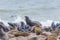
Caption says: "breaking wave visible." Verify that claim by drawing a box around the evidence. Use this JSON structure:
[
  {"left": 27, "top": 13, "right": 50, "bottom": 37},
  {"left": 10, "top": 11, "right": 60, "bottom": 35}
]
[{"left": 0, "top": 16, "right": 60, "bottom": 28}]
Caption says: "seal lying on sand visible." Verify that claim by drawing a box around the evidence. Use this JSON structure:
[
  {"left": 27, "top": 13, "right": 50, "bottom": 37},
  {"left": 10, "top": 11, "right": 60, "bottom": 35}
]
[
  {"left": 34, "top": 24, "right": 42, "bottom": 35},
  {"left": 8, "top": 26, "right": 30, "bottom": 37},
  {"left": 30, "top": 24, "right": 42, "bottom": 35}
]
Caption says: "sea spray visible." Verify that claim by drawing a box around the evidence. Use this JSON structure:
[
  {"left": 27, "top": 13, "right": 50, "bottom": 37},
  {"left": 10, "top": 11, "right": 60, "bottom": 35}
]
[
  {"left": 0, "top": 18, "right": 9, "bottom": 26},
  {"left": 40, "top": 20, "right": 60, "bottom": 29},
  {"left": 13, "top": 16, "right": 26, "bottom": 24},
  {"left": 0, "top": 16, "right": 59, "bottom": 29},
  {"left": 40, "top": 20, "right": 53, "bottom": 28},
  {"left": 0, "top": 18, "right": 11, "bottom": 31}
]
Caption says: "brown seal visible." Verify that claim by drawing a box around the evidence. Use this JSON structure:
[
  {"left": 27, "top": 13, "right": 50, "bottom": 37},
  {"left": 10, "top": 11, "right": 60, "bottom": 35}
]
[
  {"left": 31, "top": 24, "right": 42, "bottom": 35},
  {"left": 8, "top": 26, "right": 29, "bottom": 37}
]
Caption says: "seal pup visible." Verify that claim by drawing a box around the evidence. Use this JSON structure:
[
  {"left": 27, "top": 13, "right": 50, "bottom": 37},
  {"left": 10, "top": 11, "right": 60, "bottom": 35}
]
[
  {"left": 34, "top": 24, "right": 42, "bottom": 35},
  {"left": 30, "top": 24, "right": 42, "bottom": 35}
]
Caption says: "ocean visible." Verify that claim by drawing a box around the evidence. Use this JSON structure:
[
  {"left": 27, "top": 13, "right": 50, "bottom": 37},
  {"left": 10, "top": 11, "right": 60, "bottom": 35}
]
[{"left": 0, "top": 0, "right": 60, "bottom": 26}]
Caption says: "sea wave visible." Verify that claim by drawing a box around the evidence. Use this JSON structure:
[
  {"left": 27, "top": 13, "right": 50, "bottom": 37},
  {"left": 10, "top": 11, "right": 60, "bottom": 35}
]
[{"left": 0, "top": 16, "right": 59, "bottom": 28}]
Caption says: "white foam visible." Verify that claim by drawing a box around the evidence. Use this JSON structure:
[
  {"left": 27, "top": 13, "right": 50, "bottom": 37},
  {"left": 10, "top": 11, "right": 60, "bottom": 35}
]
[
  {"left": 2, "top": 21, "right": 9, "bottom": 27},
  {"left": 0, "top": 18, "right": 2, "bottom": 22},
  {"left": 40, "top": 20, "right": 60, "bottom": 28},
  {"left": 13, "top": 16, "right": 26, "bottom": 24},
  {"left": 0, "top": 18, "right": 9, "bottom": 27},
  {"left": 0, "top": 16, "right": 60, "bottom": 29},
  {"left": 13, "top": 17, "right": 60, "bottom": 28},
  {"left": 40, "top": 20, "right": 53, "bottom": 27}
]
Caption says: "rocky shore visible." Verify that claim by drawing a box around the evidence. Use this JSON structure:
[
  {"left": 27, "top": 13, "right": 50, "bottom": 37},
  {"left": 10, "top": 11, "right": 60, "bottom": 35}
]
[{"left": 0, "top": 16, "right": 60, "bottom": 40}]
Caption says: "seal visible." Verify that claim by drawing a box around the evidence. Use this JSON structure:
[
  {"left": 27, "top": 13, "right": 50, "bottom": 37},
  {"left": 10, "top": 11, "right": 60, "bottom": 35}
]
[
  {"left": 30, "top": 24, "right": 42, "bottom": 35},
  {"left": 25, "top": 16, "right": 35, "bottom": 26},
  {"left": 34, "top": 24, "right": 42, "bottom": 35},
  {"left": 19, "top": 22, "right": 31, "bottom": 32},
  {"left": 0, "top": 25, "right": 9, "bottom": 40},
  {"left": 8, "top": 26, "right": 29, "bottom": 37}
]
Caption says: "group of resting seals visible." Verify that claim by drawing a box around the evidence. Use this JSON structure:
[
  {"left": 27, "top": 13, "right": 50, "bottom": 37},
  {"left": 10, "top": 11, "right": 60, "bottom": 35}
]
[
  {"left": 0, "top": 16, "right": 42, "bottom": 40},
  {"left": 0, "top": 16, "right": 60, "bottom": 40}
]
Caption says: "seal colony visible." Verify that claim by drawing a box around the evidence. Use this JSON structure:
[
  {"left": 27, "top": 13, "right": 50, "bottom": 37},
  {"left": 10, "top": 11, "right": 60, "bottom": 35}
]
[{"left": 0, "top": 16, "right": 60, "bottom": 40}]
